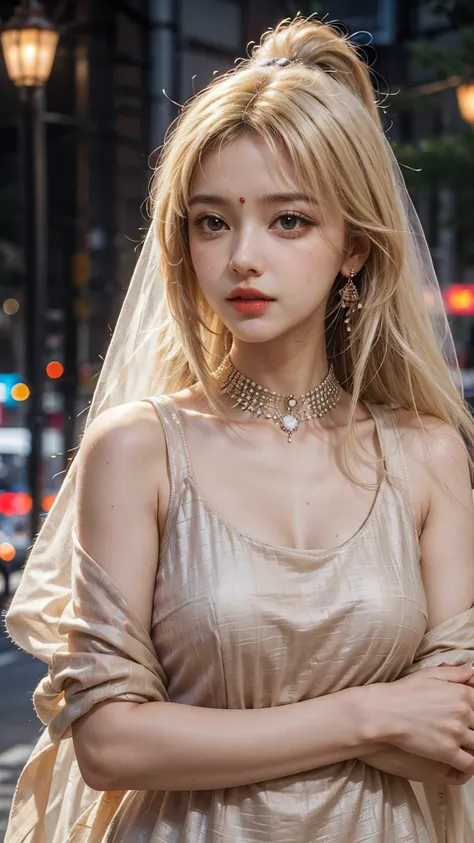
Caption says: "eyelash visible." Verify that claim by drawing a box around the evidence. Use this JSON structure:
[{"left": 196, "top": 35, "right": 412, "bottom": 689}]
[{"left": 192, "top": 211, "right": 314, "bottom": 238}]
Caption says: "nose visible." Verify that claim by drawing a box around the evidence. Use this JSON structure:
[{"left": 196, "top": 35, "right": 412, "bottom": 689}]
[{"left": 228, "top": 230, "right": 263, "bottom": 277}]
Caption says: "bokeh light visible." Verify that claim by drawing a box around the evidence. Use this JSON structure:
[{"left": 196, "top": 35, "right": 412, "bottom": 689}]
[
  {"left": 46, "top": 361, "right": 64, "bottom": 379},
  {"left": 0, "top": 492, "right": 32, "bottom": 516},
  {"left": 3, "top": 298, "right": 20, "bottom": 315},
  {"left": 0, "top": 543, "right": 16, "bottom": 563},
  {"left": 11, "top": 382, "right": 30, "bottom": 401},
  {"left": 42, "top": 494, "right": 56, "bottom": 513}
]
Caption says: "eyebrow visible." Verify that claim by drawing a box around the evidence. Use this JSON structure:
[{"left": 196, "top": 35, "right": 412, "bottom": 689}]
[{"left": 188, "top": 192, "right": 317, "bottom": 207}]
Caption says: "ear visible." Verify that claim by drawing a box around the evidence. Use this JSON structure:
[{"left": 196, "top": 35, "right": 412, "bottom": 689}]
[{"left": 340, "top": 233, "right": 371, "bottom": 277}]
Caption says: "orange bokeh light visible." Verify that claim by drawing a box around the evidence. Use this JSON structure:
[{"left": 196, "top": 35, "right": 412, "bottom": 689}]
[
  {"left": 46, "top": 361, "right": 64, "bottom": 379},
  {"left": 0, "top": 543, "right": 16, "bottom": 563},
  {"left": 42, "top": 494, "right": 56, "bottom": 512},
  {"left": 11, "top": 382, "right": 30, "bottom": 401},
  {"left": 443, "top": 285, "right": 474, "bottom": 316}
]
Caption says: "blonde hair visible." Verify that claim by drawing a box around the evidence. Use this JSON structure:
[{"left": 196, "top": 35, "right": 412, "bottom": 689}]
[{"left": 150, "top": 15, "right": 474, "bottom": 463}]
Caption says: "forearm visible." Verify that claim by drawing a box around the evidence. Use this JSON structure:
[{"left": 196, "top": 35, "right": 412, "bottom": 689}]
[
  {"left": 359, "top": 744, "right": 471, "bottom": 786},
  {"left": 82, "top": 688, "right": 382, "bottom": 792},
  {"left": 359, "top": 745, "right": 446, "bottom": 782}
]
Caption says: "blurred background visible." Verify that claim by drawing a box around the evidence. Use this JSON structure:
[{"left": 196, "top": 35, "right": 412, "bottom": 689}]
[{"left": 0, "top": 0, "right": 474, "bottom": 834}]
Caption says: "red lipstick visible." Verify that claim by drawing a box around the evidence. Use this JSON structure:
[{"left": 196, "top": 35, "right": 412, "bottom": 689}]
[{"left": 227, "top": 287, "right": 274, "bottom": 315}]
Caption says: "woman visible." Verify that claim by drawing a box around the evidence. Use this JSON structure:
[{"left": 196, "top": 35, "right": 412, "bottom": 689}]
[{"left": 5, "top": 15, "right": 474, "bottom": 843}]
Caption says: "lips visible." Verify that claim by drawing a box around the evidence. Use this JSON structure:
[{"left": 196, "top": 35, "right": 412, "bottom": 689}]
[{"left": 227, "top": 287, "right": 274, "bottom": 302}]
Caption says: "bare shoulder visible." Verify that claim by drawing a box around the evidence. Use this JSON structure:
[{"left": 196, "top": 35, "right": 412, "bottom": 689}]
[
  {"left": 79, "top": 400, "right": 165, "bottom": 467},
  {"left": 392, "top": 407, "right": 471, "bottom": 520},
  {"left": 392, "top": 407, "right": 468, "bottom": 470},
  {"left": 77, "top": 400, "right": 168, "bottom": 544},
  {"left": 76, "top": 400, "right": 167, "bottom": 628}
]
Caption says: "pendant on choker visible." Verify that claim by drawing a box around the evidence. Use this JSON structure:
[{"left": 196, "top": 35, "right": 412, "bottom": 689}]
[{"left": 216, "top": 360, "right": 342, "bottom": 443}]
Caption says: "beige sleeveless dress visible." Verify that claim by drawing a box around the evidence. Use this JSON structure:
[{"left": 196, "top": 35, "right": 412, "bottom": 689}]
[
  {"left": 103, "top": 395, "right": 429, "bottom": 842},
  {"left": 8, "top": 396, "right": 474, "bottom": 843}
]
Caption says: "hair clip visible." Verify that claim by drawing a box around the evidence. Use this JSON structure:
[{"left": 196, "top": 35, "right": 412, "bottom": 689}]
[{"left": 263, "top": 57, "right": 292, "bottom": 67}]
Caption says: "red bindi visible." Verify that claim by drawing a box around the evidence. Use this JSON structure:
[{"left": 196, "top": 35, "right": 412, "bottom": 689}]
[{"left": 239, "top": 197, "right": 246, "bottom": 204}]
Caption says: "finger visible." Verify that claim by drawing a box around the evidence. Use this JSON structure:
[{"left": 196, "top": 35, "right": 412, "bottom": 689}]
[
  {"left": 446, "top": 767, "right": 473, "bottom": 786},
  {"left": 450, "top": 748, "right": 474, "bottom": 775},
  {"left": 430, "top": 665, "right": 474, "bottom": 684},
  {"left": 462, "top": 729, "right": 474, "bottom": 754}
]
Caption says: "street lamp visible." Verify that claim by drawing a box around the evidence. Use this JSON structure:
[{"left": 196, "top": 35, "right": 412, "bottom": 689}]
[
  {"left": 456, "top": 83, "right": 474, "bottom": 128},
  {"left": 1, "top": 1, "right": 59, "bottom": 539},
  {"left": 0, "top": 0, "right": 58, "bottom": 86}
]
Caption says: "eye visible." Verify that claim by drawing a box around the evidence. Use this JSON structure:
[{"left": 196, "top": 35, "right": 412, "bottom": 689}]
[
  {"left": 271, "top": 212, "right": 313, "bottom": 233},
  {"left": 194, "top": 214, "right": 229, "bottom": 234}
]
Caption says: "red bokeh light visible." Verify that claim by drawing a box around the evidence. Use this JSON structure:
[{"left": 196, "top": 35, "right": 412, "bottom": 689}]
[
  {"left": 46, "top": 361, "right": 64, "bottom": 379},
  {"left": 0, "top": 492, "right": 32, "bottom": 516}
]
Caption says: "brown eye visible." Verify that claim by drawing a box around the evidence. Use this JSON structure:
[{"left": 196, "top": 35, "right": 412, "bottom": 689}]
[
  {"left": 280, "top": 215, "right": 299, "bottom": 231},
  {"left": 206, "top": 217, "right": 225, "bottom": 231},
  {"left": 195, "top": 215, "right": 228, "bottom": 233},
  {"left": 272, "top": 212, "right": 313, "bottom": 233}
]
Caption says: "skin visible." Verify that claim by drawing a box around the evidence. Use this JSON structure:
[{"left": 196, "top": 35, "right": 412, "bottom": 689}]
[{"left": 71, "top": 133, "right": 474, "bottom": 795}]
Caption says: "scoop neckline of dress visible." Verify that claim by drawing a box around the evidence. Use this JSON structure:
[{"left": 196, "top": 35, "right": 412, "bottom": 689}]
[
  {"left": 186, "top": 472, "right": 387, "bottom": 558},
  {"left": 165, "top": 395, "right": 388, "bottom": 558}
]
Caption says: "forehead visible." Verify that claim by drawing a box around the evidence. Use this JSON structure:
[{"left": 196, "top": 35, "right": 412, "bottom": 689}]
[{"left": 190, "top": 133, "right": 302, "bottom": 196}]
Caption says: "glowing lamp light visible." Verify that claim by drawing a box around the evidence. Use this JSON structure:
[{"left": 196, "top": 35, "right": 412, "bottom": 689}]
[
  {"left": 0, "top": 543, "right": 16, "bottom": 563},
  {"left": 457, "top": 84, "right": 474, "bottom": 128},
  {"left": 443, "top": 285, "right": 474, "bottom": 316},
  {"left": 46, "top": 361, "right": 64, "bottom": 379},
  {"left": 0, "top": 2, "right": 59, "bottom": 88},
  {"left": 11, "top": 382, "right": 30, "bottom": 401}
]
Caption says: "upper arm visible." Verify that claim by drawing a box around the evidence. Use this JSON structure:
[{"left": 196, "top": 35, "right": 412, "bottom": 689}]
[
  {"left": 75, "top": 400, "right": 164, "bottom": 629},
  {"left": 416, "top": 419, "right": 474, "bottom": 630},
  {"left": 72, "top": 400, "right": 166, "bottom": 786}
]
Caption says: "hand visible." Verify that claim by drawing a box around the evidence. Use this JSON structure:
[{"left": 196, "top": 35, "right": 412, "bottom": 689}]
[
  {"left": 361, "top": 664, "right": 474, "bottom": 774},
  {"left": 361, "top": 745, "right": 472, "bottom": 786},
  {"left": 438, "top": 661, "right": 474, "bottom": 688}
]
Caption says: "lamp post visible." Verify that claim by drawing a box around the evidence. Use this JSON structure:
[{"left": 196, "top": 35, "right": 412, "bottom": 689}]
[{"left": 1, "top": 1, "right": 59, "bottom": 538}]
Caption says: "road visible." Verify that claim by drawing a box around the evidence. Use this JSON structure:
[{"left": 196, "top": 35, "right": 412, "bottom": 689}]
[{"left": 0, "top": 584, "right": 46, "bottom": 840}]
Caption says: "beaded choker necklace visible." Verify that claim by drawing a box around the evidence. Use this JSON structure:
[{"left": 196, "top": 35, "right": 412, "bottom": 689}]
[{"left": 218, "top": 359, "right": 342, "bottom": 443}]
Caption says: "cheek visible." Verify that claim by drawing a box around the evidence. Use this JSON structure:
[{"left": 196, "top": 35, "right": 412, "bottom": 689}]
[
  {"left": 284, "top": 246, "right": 338, "bottom": 293},
  {"left": 189, "top": 245, "right": 222, "bottom": 300},
  {"left": 189, "top": 239, "right": 210, "bottom": 278}
]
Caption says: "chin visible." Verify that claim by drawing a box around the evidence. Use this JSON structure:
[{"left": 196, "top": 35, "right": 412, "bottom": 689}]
[{"left": 225, "top": 319, "right": 294, "bottom": 345}]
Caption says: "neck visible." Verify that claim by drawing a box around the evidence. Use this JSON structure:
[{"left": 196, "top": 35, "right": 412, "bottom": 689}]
[{"left": 229, "top": 339, "right": 330, "bottom": 397}]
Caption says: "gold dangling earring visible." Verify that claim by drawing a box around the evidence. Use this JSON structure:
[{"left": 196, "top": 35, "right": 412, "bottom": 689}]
[{"left": 340, "top": 268, "right": 362, "bottom": 333}]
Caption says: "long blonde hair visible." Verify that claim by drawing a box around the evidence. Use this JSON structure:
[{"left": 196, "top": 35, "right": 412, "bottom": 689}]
[{"left": 150, "top": 15, "right": 474, "bottom": 456}]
